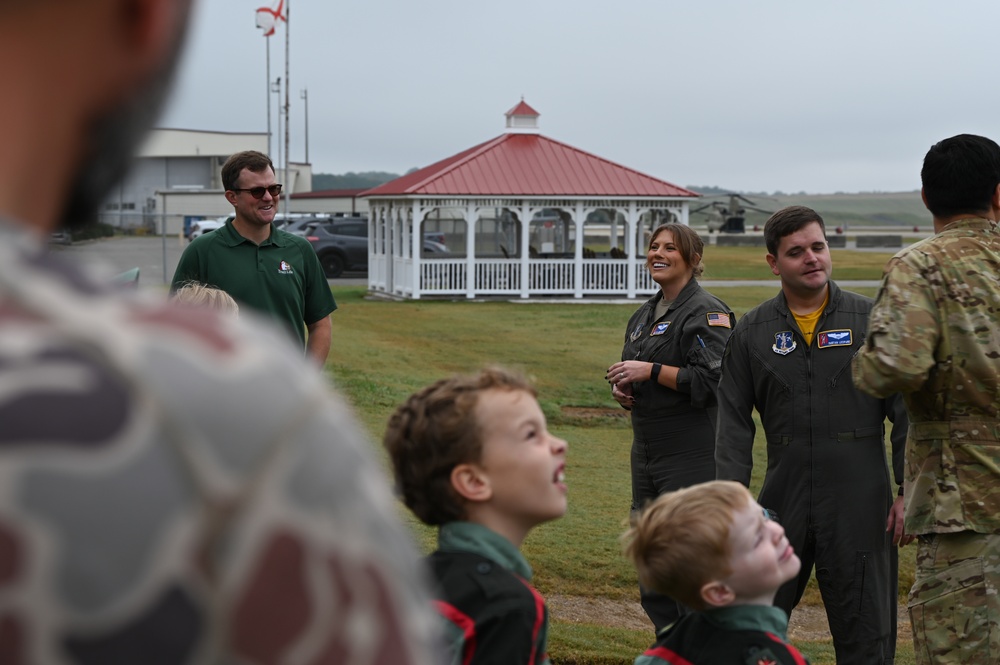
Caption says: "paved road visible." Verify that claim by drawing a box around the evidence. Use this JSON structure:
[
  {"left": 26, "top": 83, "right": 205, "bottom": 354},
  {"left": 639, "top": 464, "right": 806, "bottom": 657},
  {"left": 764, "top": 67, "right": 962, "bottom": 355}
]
[{"left": 50, "top": 236, "right": 368, "bottom": 288}]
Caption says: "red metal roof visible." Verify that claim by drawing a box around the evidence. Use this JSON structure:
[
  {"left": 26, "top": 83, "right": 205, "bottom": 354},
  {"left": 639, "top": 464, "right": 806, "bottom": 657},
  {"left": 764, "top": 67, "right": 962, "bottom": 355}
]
[
  {"left": 291, "top": 188, "right": 367, "bottom": 199},
  {"left": 505, "top": 100, "right": 540, "bottom": 117},
  {"left": 362, "top": 133, "right": 698, "bottom": 198}
]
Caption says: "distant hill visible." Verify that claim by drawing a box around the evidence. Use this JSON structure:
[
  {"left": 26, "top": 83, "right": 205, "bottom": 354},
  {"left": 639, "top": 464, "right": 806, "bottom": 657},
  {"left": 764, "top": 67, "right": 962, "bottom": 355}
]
[
  {"left": 686, "top": 188, "right": 929, "bottom": 229},
  {"left": 312, "top": 171, "right": 400, "bottom": 190}
]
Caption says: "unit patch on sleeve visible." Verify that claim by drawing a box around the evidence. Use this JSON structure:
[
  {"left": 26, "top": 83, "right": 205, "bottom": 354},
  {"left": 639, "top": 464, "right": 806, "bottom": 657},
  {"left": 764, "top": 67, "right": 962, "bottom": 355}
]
[
  {"left": 817, "top": 329, "right": 852, "bottom": 348},
  {"left": 707, "top": 312, "right": 731, "bottom": 328}
]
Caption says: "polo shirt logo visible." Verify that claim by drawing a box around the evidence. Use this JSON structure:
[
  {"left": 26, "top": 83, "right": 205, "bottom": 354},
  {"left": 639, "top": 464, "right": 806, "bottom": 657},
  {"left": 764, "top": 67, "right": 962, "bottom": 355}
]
[{"left": 278, "top": 260, "right": 294, "bottom": 274}]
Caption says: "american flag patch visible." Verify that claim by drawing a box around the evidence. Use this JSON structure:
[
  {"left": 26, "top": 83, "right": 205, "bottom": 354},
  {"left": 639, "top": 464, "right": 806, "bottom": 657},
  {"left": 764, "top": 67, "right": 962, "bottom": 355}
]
[{"left": 707, "top": 312, "right": 731, "bottom": 328}]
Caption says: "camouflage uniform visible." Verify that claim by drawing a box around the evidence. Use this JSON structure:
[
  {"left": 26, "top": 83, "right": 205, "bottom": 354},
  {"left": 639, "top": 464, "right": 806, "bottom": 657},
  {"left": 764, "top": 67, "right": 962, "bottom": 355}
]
[
  {"left": 853, "top": 217, "right": 1000, "bottom": 664},
  {"left": 0, "top": 222, "right": 439, "bottom": 664}
]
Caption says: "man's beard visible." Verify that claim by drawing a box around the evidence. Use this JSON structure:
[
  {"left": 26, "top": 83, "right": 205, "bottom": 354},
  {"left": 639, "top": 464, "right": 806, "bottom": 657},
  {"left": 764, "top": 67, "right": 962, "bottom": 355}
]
[{"left": 59, "top": 5, "right": 192, "bottom": 231}]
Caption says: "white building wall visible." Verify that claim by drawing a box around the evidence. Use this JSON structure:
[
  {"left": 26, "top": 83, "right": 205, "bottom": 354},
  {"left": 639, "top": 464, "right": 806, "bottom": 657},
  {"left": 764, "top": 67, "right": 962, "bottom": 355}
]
[{"left": 138, "top": 129, "right": 268, "bottom": 158}]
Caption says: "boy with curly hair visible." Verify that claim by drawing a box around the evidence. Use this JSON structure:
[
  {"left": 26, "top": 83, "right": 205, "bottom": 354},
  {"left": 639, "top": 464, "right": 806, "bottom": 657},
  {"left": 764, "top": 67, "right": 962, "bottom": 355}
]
[
  {"left": 384, "top": 367, "right": 568, "bottom": 665},
  {"left": 624, "top": 481, "right": 808, "bottom": 664}
]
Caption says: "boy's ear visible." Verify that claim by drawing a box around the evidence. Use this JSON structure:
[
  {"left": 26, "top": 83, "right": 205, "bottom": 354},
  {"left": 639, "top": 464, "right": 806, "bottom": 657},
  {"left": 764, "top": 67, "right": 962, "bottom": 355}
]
[
  {"left": 700, "top": 580, "right": 735, "bottom": 608},
  {"left": 450, "top": 464, "right": 492, "bottom": 503}
]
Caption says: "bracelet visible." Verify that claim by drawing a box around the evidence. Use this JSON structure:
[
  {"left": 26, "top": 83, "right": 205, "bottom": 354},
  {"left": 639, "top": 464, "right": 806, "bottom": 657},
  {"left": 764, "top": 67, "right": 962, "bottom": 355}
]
[{"left": 650, "top": 363, "right": 662, "bottom": 383}]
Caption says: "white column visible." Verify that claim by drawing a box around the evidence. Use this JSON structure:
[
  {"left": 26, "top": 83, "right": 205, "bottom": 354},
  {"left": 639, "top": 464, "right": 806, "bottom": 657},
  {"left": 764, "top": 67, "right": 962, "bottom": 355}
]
[
  {"left": 367, "top": 206, "right": 377, "bottom": 293},
  {"left": 519, "top": 204, "right": 531, "bottom": 299},
  {"left": 412, "top": 201, "right": 422, "bottom": 300},
  {"left": 573, "top": 203, "right": 584, "bottom": 298},
  {"left": 465, "top": 203, "right": 476, "bottom": 299},
  {"left": 627, "top": 202, "right": 638, "bottom": 299}
]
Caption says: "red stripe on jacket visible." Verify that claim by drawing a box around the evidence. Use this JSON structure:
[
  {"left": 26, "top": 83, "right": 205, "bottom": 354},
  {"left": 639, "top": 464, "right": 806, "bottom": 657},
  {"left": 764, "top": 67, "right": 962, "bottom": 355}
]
[{"left": 434, "top": 600, "right": 476, "bottom": 665}]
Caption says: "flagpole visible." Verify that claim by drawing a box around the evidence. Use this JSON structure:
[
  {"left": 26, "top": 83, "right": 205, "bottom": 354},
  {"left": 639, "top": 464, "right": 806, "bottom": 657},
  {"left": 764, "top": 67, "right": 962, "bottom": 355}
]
[{"left": 283, "top": 0, "right": 290, "bottom": 219}]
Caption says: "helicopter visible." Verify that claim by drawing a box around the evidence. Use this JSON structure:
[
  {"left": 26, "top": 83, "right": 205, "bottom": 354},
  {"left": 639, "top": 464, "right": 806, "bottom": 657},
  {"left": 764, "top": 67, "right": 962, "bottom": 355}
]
[{"left": 690, "top": 194, "right": 774, "bottom": 233}]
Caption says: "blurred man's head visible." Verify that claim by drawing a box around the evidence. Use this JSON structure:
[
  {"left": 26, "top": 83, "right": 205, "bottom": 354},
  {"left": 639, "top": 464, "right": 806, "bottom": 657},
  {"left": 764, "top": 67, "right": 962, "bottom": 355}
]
[
  {"left": 63, "top": 0, "right": 194, "bottom": 230},
  {"left": 922, "top": 134, "right": 1000, "bottom": 221},
  {"left": 1, "top": 0, "right": 194, "bottom": 231}
]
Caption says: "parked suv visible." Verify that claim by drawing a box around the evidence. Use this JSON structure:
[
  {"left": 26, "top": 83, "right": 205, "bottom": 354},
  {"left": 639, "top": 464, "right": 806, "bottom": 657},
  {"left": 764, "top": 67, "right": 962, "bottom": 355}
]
[
  {"left": 305, "top": 218, "right": 369, "bottom": 278},
  {"left": 306, "top": 219, "right": 450, "bottom": 278}
]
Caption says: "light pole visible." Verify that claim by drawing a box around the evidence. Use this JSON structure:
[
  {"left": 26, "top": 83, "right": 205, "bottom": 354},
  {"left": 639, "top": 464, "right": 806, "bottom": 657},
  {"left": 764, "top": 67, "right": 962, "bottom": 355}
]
[
  {"left": 272, "top": 77, "right": 282, "bottom": 172},
  {"left": 301, "top": 88, "right": 309, "bottom": 163}
]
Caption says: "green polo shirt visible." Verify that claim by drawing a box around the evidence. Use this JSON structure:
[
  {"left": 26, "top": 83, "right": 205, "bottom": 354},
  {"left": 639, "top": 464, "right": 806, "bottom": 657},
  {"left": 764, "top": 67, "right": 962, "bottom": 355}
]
[{"left": 171, "top": 220, "right": 337, "bottom": 347}]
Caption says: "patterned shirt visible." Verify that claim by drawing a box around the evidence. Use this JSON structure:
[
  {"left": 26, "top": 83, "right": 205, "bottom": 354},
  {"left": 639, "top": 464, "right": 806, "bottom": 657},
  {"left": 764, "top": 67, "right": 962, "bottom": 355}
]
[
  {"left": 0, "top": 221, "right": 437, "bottom": 664},
  {"left": 853, "top": 217, "right": 1000, "bottom": 534}
]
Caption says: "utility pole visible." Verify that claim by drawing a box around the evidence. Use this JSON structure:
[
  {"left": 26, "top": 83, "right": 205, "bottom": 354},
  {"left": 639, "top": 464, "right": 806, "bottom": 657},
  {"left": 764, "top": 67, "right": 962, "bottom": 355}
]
[
  {"left": 301, "top": 88, "right": 309, "bottom": 163},
  {"left": 273, "top": 77, "right": 282, "bottom": 173},
  {"left": 283, "top": 0, "right": 291, "bottom": 218},
  {"left": 266, "top": 37, "right": 272, "bottom": 157}
]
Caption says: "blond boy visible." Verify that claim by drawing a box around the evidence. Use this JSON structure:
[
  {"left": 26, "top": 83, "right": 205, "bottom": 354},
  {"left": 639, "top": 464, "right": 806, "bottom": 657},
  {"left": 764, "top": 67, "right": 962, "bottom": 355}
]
[
  {"left": 172, "top": 281, "right": 240, "bottom": 316},
  {"left": 384, "top": 368, "right": 568, "bottom": 665},
  {"left": 624, "top": 481, "right": 808, "bottom": 664}
]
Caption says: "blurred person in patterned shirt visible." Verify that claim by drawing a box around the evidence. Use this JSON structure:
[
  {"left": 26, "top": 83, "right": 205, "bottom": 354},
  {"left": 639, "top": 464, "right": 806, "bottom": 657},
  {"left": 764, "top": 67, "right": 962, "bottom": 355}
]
[{"left": 0, "top": 1, "right": 438, "bottom": 663}]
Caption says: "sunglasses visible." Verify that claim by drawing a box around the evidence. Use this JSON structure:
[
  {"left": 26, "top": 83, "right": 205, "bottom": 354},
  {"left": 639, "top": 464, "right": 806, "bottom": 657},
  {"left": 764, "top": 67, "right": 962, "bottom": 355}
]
[{"left": 231, "top": 184, "right": 283, "bottom": 199}]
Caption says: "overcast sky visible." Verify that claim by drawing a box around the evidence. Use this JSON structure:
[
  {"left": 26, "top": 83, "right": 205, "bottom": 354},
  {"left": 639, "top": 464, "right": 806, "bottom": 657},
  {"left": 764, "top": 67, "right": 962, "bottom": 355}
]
[{"left": 160, "top": 0, "right": 1000, "bottom": 194}]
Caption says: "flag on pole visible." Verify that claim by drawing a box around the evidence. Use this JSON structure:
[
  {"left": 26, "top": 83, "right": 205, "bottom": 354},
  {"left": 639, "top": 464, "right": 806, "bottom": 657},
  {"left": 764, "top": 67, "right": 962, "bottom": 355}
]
[{"left": 255, "top": 0, "right": 285, "bottom": 37}]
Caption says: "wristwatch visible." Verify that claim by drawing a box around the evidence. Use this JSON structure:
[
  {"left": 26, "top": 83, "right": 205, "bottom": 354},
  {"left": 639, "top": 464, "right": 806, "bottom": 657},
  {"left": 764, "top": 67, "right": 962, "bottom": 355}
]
[{"left": 650, "top": 362, "right": 662, "bottom": 383}]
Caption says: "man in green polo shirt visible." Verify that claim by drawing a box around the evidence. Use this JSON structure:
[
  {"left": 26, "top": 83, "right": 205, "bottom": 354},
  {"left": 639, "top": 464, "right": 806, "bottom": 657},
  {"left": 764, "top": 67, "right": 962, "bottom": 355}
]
[{"left": 172, "top": 151, "right": 337, "bottom": 365}]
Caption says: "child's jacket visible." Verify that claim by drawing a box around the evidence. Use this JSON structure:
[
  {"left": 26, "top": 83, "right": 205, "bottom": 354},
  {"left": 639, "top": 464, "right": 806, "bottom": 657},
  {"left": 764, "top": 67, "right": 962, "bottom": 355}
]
[
  {"left": 427, "top": 522, "right": 550, "bottom": 665},
  {"left": 635, "top": 605, "right": 809, "bottom": 665}
]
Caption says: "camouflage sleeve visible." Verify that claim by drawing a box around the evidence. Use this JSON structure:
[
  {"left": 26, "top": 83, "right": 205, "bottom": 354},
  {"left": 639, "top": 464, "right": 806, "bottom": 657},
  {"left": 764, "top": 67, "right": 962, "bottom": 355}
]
[
  {"left": 853, "top": 254, "right": 940, "bottom": 398},
  {"left": 714, "top": 327, "right": 756, "bottom": 486}
]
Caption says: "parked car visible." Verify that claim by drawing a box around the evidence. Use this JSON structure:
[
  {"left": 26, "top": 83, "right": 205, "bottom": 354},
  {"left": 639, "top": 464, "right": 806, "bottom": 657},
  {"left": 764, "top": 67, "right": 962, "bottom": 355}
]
[
  {"left": 188, "top": 215, "right": 233, "bottom": 241},
  {"left": 306, "top": 219, "right": 449, "bottom": 278},
  {"left": 305, "top": 218, "right": 369, "bottom": 278},
  {"left": 423, "top": 238, "right": 449, "bottom": 253},
  {"left": 424, "top": 230, "right": 447, "bottom": 245},
  {"left": 275, "top": 214, "right": 327, "bottom": 236}
]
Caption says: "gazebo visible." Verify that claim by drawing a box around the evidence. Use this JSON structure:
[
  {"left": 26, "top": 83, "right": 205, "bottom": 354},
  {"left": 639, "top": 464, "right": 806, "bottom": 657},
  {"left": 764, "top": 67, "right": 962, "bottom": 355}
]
[{"left": 364, "top": 101, "right": 699, "bottom": 299}]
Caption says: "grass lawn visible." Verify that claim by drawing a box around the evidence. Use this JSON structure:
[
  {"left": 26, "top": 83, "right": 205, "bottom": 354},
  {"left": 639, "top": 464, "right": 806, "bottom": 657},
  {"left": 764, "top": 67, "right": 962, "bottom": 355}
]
[{"left": 324, "top": 246, "right": 915, "bottom": 665}]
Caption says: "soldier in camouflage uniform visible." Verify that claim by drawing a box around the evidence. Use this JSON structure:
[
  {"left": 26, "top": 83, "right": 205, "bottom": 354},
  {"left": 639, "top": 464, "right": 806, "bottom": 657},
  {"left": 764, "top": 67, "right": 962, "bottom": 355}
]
[
  {"left": 0, "top": 1, "right": 438, "bottom": 663},
  {"left": 854, "top": 134, "right": 1000, "bottom": 665}
]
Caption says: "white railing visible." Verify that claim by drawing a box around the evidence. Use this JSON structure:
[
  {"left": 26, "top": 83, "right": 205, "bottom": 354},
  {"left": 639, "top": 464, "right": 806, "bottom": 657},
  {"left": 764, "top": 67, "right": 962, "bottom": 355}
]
[
  {"left": 583, "top": 260, "right": 628, "bottom": 293},
  {"left": 421, "top": 260, "right": 467, "bottom": 294},
  {"left": 475, "top": 259, "right": 521, "bottom": 293},
  {"left": 370, "top": 257, "right": 660, "bottom": 298},
  {"left": 636, "top": 264, "right": 657, "bottom": 294},
  {"left": 529, "top": 260, "right": 575, "bottom": 294}
]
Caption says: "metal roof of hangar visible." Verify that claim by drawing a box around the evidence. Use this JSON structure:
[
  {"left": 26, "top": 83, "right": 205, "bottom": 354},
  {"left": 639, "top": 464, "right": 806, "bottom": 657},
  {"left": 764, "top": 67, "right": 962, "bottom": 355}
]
[{"left": 362, "top": 103, "right": 698, "bottom": 199}]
